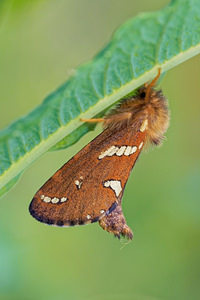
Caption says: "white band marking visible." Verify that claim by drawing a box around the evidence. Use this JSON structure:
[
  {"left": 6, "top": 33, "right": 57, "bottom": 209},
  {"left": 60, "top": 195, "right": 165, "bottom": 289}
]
[
  {"left": 139, "top": 142, "right": 143, "bottom": 150},
  {"left": 61, "top": 197, "right": 68, "bottom": 202},
  {"left": 130, "top": 146, "right": 137, "bottom": 154},
  {"left": 75, "top": 180, "right": 82, "bottom": 189},
  {"left": 140, "top": 119, "right": 148, "bottom": 132},
  {"left": 116, "top": 146, "right": 126, "bottom": 156},
  {"left": 103, "top": 180, "right": 122, "bottom": 197},
  {"left": 124, "top": 146, "right": 132, "bottom": 156},
  {"left": 51, "top": 197, "right": 59, "bottom": 204},
  {"left": 43, "top": 196, "right": 51, "bottom": 203},
  {"left": 99, "top": 146, "right": 119, "bottom": 159},
  {"left": 99, "top": 144, "right": 138, "bottom": 159}
]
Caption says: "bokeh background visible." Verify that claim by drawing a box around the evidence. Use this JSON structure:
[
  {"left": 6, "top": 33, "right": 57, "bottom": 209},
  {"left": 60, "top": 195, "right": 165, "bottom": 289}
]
[{"left": 0, "top": 1, "right": 200, "bottom": 300}]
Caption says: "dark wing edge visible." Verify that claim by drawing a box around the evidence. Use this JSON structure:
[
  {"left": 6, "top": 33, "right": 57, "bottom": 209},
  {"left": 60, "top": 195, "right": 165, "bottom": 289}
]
[{"left": 29, "top": 199, "right": 118, "bottom": 227}]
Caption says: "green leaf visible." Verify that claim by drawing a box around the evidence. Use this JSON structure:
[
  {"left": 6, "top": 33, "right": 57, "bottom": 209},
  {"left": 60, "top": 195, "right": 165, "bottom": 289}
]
[
  {"left": 0, "top": 173, "right": 22, "bottom": 198},
  {"left": 0, "top": 0, "right": 200, "bottom": 196}
]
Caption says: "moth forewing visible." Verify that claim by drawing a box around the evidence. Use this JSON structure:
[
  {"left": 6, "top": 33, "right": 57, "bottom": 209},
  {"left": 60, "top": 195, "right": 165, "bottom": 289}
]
[{"left": 29, "top": 125, "right": 146, "bottom": 229}]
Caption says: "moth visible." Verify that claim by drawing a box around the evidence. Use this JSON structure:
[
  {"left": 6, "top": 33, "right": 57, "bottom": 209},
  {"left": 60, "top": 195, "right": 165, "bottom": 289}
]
[{"left": 29, "top": 68, "right": 170, "bottom": 239}]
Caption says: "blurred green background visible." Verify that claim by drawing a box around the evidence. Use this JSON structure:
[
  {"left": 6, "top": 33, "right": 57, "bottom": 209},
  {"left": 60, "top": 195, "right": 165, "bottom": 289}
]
[{"left": 0, "top": 1, "right": 200, "bottom": 300}]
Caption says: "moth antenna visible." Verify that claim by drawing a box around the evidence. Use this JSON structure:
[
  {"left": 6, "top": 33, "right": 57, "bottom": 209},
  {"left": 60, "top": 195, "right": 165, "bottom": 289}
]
[{"left": 145, "top": 68, "right": 161, "bottom": 103}]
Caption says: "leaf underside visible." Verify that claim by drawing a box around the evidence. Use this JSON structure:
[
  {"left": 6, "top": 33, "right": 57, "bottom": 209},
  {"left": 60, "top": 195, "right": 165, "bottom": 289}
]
[{"left": 0, "top": 0, "right": 200, "bottom": 196}]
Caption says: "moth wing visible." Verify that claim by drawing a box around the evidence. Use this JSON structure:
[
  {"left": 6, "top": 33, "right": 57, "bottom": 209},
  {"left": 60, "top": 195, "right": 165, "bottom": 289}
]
[{"left": 29, "top": 126, "right": 145, "bottom": 227}]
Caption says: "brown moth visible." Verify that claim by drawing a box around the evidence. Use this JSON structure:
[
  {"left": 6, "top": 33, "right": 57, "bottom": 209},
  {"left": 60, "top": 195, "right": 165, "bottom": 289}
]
[{"left": 29, "top": 68, "right": 170, "bottom": 240}]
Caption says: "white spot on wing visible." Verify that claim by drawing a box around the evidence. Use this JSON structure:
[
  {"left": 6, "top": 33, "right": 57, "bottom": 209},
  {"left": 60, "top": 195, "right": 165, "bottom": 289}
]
[
  {"left": 99, "top": 144, "right": 139, "bottom": 159},
  {"left": 110, "top": 181, "right": 122, "bottom": 197},
  {"left": 98, "top": 146, "right": 119, "bottom": 159},
  {"left": 61, "top": 197, "right": 68, "bottom": 202},
  {"left": 104, "top": 181, "right": 110, "bottom": 187},
  {"left": 108, "top": 146, "right": 119, "bottom": 156},
  {"left": 75, "top": 180, "right": 82, "bottom": 189},
  {"left": 43, "top": 196, "right": 51, "bottom": 203},
  {"left": 130, "top": 146, "right": 137, "bottom": 154},
  {"left": 124, "top": 146, "right": 132, "bottom": 156},
  {"left": 140, "top": 119, "right": 148, "bottom": 132},
  {"left": 51, "top": 197, "right": 59, "bottom": 204},
  {"left": 103, "top": 180, "right": 122, "bottom": 197},
  {"left": 40, "top": 195, "right": 45, "bottom": 200},
  {"left": 139, "top": 142, "right": 143, "bottom": 150},
  {"left": 86, "top": 215, "right": 91, "bottom": 219},
  {"left": 116, "top": 146, "right": 126, "bottom": 156}
]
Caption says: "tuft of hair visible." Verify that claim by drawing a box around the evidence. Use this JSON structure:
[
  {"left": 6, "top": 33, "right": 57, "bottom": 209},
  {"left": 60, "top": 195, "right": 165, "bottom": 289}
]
[{"left": 103, "top": 86, "right": 170, "bottom": 147}]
